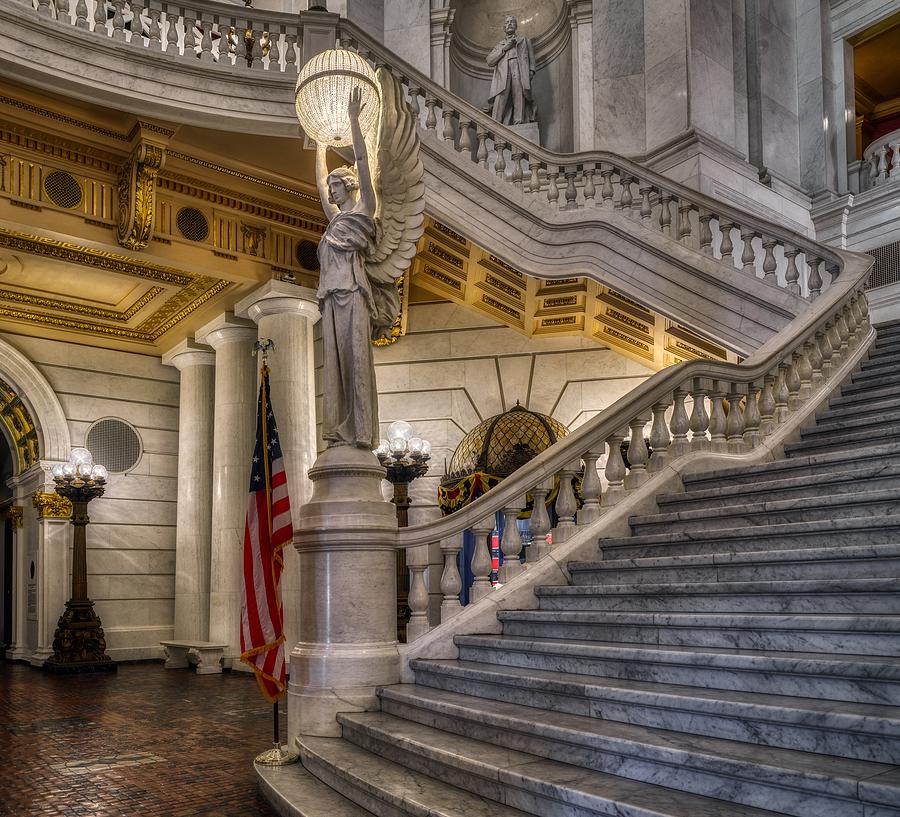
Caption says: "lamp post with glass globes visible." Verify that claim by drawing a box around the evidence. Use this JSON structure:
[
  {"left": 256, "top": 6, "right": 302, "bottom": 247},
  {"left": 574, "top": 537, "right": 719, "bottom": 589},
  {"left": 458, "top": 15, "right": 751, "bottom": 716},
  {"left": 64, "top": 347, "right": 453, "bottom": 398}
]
[
  {"left": 44, "top": 447, "right": 115, "bottom": 673},
  {"left": 374, "top": 421, "right": 431, "bottom": 642}
]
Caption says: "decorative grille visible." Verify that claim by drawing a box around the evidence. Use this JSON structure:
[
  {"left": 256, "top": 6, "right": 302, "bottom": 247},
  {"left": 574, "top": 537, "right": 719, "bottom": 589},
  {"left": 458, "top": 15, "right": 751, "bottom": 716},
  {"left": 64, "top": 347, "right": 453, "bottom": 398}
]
[
  {"left": 866, "top": 241, "right": 900, "bottom": 290},
  {"left": 176, "top": 207, "right": 210, "bottom": 242},
  {"left": 85, "top": 419, "right": 142, "bottom": 473},
  {"left": 43, "top": 170, "right": 83, "bottom": 210},
  {"left": 295, "top": 239, "right": 320, "bottom": 270}
]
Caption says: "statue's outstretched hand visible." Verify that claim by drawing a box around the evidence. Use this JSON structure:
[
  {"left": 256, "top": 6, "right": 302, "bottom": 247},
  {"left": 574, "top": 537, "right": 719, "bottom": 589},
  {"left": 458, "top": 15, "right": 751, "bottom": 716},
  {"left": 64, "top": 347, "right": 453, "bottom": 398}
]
[{"left": 348, "top": 87, "right": 366, "bottom": 122}]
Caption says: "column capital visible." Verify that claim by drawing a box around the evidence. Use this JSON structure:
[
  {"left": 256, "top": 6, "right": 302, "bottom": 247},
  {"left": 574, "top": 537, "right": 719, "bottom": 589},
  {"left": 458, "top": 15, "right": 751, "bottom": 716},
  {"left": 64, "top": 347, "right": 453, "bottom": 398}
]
[
  {"left": 194, "top": 312, "right": 257, "bottom": 349},
  {"left": 161, "top": 338, "right": 216, "bottom": 371},
  {"left": 235, "top": 280, "right": 320, "bottom": 325}
]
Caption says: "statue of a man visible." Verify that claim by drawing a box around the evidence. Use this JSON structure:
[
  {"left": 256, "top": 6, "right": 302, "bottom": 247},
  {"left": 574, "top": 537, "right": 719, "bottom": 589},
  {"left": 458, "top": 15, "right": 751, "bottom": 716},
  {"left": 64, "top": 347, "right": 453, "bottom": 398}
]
[{"left": 487, "top": 15, "right": 536, "bottom": 126}]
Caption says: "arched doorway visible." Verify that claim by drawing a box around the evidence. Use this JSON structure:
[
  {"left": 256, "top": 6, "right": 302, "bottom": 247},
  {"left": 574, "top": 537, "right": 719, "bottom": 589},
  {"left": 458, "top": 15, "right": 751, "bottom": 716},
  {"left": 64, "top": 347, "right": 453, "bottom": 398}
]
[{"left": 1, "top": 433, "right": 14, "bottom": 649}]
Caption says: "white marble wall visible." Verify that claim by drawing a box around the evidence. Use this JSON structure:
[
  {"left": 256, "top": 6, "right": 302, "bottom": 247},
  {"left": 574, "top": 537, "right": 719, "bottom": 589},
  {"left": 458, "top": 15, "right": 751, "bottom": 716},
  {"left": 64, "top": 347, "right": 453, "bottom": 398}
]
[
  {"left": 385, "top": 0, "right": 431, "bottom": 74},
  {"left": 0, "top": 332, "right": 180, "bottom": 661}
]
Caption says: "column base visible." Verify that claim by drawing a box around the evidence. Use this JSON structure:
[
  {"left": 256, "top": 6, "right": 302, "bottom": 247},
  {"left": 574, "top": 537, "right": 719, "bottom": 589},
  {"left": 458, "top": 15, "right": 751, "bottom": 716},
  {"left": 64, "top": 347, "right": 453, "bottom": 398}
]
[{"left": 43, "top": 598, "right": 116, "bottom": 673}]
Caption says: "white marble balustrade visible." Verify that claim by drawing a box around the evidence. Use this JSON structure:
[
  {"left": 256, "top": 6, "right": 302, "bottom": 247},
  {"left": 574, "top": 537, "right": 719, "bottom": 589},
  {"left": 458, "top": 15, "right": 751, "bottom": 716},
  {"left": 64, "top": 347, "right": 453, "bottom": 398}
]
[{"left": 863, "top": 129, "right": 900, "bottom": 190}]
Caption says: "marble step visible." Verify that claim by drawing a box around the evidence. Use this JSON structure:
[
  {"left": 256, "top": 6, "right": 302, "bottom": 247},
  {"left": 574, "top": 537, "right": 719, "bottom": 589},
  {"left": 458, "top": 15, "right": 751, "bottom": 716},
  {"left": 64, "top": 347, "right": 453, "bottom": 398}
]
[
  {"left": 682, "top": 441, "right": 900, "bottom": 489},
  {"left": 833, "top": 376, "right": 900, "bottom": 399},
  {"left": 369, "top": 686, "right": 900, "bottom": 817},
  {"left": 627, "top": 488, "right": 900, "bottom": 535},
  {"left": 658, "top": 464, "right": 900, "bottom": 511},
  {"left": 850, "top": 371, "right": 900, "bottom": 392},
  {"left": 569, "top": 543, "right": 900, "bottom": 585},
  {"left": 535, "top": 577, "right": 900, "bottom": 615},
  {"left": 784, "top": 425, "right": 900, "bottom": 456},
  {"left": 256, "top": 762, "right": 375, "bottom": 817},
  {"left": 816, "top": 396, "right": 900, "bottom": 423},
  {"left": 408, "top": 660, "right": 900, "bottom": 763},
  {"left": 598, "top": 516, "right": 900, "bottom": 560},
  {"left": 454, "top": 634, "right": 900, "bottom": 704},
  {"left": 297, "top": 733, "right": 534, "bottom": 817},
  {"left": 825, "top": 383, "right": 900, "bottom": 407},
  {"left": 804, "top": 411, "right": 900, "bottom": 438},
  {"left": 497, "top": 610, "right": 900, "bottom": 656},
  {"left": 336, "top": 709, "right": 787, "bottom": 817},
  {"left": 851, "top": 362, "right": 900, "bottom": 382}
]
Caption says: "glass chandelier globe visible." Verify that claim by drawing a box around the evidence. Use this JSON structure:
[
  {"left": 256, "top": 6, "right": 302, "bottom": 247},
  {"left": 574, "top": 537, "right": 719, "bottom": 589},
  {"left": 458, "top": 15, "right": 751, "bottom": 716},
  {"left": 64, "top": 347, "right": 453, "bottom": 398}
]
[{"left": 294, "top": 49, "right": 380, "bottom": 148}]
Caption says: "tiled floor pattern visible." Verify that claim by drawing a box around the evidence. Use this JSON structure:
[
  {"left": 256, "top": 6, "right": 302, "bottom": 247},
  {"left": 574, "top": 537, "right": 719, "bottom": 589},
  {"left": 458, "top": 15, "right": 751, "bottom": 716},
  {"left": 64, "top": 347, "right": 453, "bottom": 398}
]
[{"left": 0, "top": 661, "right": 281, "bottom": 816}]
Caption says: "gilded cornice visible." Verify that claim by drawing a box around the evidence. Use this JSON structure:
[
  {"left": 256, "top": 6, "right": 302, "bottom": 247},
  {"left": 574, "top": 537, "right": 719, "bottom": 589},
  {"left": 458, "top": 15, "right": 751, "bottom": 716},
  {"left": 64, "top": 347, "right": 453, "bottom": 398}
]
[
  {"left": 136, "top": 277, "right": 231, "bottom": 338},
  {"left": 32, "top": 491, "right": 72, "bottom": 520},
  {"left": 0, "top": 94, "right": 127, "bottom": 142},
  {"left": 0, "top": 286, "right": 163, "bottom": 321},
  {"left": 0, "top": 125, "right": 121, "bottom": 174}
]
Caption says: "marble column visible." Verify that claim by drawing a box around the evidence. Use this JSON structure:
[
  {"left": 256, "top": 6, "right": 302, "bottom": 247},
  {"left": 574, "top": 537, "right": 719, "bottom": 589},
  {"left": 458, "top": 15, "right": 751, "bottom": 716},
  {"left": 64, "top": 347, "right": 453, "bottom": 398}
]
[
  {"left": 162, "top": 339, "right": 216, "bottom": 643},
  {"left": 236, "top": 280, "right": 320, "bottom": 661},
  {"left": 195, "top": 313, "right": 258, "bottom": 667},
  {"left": 568, "top": 0, "right": 594, "bottom": 151},
  {"left": 430, "top": 6, "right": 454, "bottom": 89}
]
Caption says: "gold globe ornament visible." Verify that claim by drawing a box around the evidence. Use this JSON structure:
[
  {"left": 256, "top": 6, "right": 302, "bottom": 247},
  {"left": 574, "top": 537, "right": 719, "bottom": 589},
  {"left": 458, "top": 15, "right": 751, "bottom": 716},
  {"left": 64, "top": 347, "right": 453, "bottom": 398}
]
[{"left": 295, "top": 49, "right": 381, "bottom": 147}]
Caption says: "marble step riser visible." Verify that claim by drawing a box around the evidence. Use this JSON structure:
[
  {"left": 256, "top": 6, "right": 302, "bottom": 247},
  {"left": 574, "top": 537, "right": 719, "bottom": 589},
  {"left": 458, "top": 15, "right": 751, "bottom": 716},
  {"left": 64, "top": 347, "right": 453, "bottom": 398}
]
[
  {"left": 455, "top": 644, "right": 900, "bottom": 705},
  {"left": 803, "top": 416, "right": 900, "bottom": 438},
  {"left": 499, "top": 620, "right": 900, "bottom": 656},
  {"left": 629, "top": 502, "right": 900, "bottom": 535},
  {"left": 827, "top": 385, "right": 900, "bottom": 407},
  {"left": 817, "top": 400, "right": 900, "bottom": 422},
  {"left": 537, "top": 591, "right": 899, "bottom": 615},
  {"left": 601, "top": 530, "right": 900, "bottom": 560},
  {"left": 657, "top": 474, "right": 900, "bottom": 511},
  {"left": 570, "top": 557, "right": 900, "bottom": 585},
  {"left": 409, "top": 670, "right": 900, "bottom": 764},
  {"left": 340, "top": 720, "right": 633, "bottom": 817},
  {"left": 784, "top": 437, "right": 900, "bottom": 457},
  {"left": 832, "top": 376, "right": 900, "bottom": 397},
  {"left": 851, "top": 368, "right": 900, "bottom": 386},
  {"left": 365, "top": 703, "right": 892, "bottom": 817}
]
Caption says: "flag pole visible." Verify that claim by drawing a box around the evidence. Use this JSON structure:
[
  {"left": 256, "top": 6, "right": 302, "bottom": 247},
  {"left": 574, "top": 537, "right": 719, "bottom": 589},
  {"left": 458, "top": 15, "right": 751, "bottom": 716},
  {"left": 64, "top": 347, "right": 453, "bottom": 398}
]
[{"left": 250, "top": 338, "right": 298, "bottom": 767}]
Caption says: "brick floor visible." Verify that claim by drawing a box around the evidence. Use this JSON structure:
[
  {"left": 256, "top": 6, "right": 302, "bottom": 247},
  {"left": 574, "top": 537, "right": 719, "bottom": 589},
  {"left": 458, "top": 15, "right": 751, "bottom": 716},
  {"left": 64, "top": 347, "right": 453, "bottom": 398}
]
[{"left": 0, "top": 661, "right": 282, "bottom": 816}]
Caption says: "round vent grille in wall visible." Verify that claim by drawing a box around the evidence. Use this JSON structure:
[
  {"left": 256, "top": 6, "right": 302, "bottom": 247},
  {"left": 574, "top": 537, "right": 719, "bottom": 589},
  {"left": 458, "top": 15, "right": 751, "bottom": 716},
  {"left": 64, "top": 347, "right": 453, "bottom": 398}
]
[
  {"left": 295, "top": 239, "right": 320, "bottom": 271},
  {"left": 85, "top": 418, "right": 142, "bottom": 474},
  {"left": 176, "top": 207, "right": 210, "bottom": 242},
  {"left": 43, "top": 170, "right": 83, "bottom": 210}
]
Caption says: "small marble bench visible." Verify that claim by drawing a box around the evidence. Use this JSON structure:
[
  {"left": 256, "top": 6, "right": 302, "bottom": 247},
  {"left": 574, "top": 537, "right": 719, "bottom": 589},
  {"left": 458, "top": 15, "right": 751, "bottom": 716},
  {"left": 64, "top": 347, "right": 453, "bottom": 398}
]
[{"left": 160, "top": 640, "right": 228, "bottom": 675}]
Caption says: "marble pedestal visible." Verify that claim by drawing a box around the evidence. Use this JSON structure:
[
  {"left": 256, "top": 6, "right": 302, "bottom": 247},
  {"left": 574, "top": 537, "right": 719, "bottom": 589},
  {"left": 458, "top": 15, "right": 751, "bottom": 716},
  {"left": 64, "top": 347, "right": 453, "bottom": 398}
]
[{"left": 289, "top": 446, "right": 399, "bottom": 740}]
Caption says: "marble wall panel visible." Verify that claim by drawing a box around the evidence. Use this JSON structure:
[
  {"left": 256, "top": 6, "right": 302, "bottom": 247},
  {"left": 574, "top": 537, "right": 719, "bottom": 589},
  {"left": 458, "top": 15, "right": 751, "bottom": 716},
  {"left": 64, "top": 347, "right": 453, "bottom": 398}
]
[
  {"left": 40, "top": 365, "right": 180, "bottom": 406},
  {"left": 594, "top": 74, "right": 647, "bottom": 154},
  {"left": 86, "top": 523, "right": 175, "bottom": 550},
  {"left": 594, "top": 0, "right": 645, "bottom": 77},
  {"left": 761, "top": 94, "right": 801, "bottom": 181},
  {"left": 56, "top": 394, "right": 180, "bottom": 431},
  {"left": 497, "top": 355, "right": 534, "bottom": 409},
  {"left": 690, "top": 49, "right": 737, "bottom": 146},
  {"left": 89, "top": 498, "right": 177, "bottom": 527},
  {"left": 98, "top": 474, "right": 178, "bottom": 502},
  {"left": 93, "top": 598, "right": 173, "bottom": 627},
  {"left": 690, "top": 0, "right": 734, "bottom": 70},
  {"left": 644, "top": 0, "right": 686, "bottom": 72},
  {"left": 758, "top": 14, "right": 799, "bottom": 115},
  {"left": 645, "top": 50, "right": 689, "bottom": 151}
]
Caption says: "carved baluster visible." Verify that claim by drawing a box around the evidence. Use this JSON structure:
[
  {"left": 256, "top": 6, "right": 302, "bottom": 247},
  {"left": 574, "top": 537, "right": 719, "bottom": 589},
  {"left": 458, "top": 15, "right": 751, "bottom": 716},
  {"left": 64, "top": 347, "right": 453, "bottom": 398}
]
[
  {"left": 424, "top": 97, "right": 438, "bottom": 134},
  {"left": 495, "top": 142, "right": 508, "bottom": 178},
  {"left": 439, "top": 538, "right": 463, "bottom": 621},
  {"left": 195, "top": 15, "right": 210, "bottom": 60},
  {"left": 759, "top": 373, "right": 777, "bottom": 436},
  {"left": 690, "top": 380, "right": 710, "bottom": 450},
  {"left": 708, "top": 383, "right": 727, "bottom": 453},
  {"left": 603, "top": 432, "right": 627, "bottom": 506},
  {"left": 818, "top": 327, "right": 834, "bottom": 378},
  {"left": 129, "top": 1, "right": 143, "bottom": 44},
  {"left": 797, "top": 343, "right": 814, "bottom": 400},
  {"left": 827, "top": 320, "right": 843, "bottom": 368},
  {"left": 476, "top": 129, "right": 489, "bottom": 169},
  {"left": 678, "top": 201, "right": 695, "bottom": 245},
  {"left": 827, "top": 261, "right": 840, "bottom": 284},
  {"left": 761, "top": 239, "right": 778, "bottom": 284},
  {"left": 441, "top": 108, "right": 455, "bottom": 144},
  {"left": 807, "top": 256, "right": 823, "bottom": 299},
  {"left": 37, "top": 0, "right": 52, "bottom": 17},
  {"left": 499, "top": 506, "right": 523, "bottom": 582},
  {"left": 583, "top": 167, "right": 596, "bottom": 205},
  {"left": 773, "top": 362, "right": 790, "bottom": 423},
  {"left": 528, "top": 159, "right": 541, "bottom": 194},
  {"left": 183, "top": 14, "right": 198, "bottom": 56},
  {"left": 648, "top": 400, "right": 672, "bottom": 472},
  {"left": 619, "top": 175, "right": 633, "bottom": 210},
  {"left": 249, "top": 29, "right": 264, "bottom": 69},
  {"left": 743, "top": 382, "right": 762, "bottom": 448},
  {"left": 578, "top": 452, "right": 602, "bottom": 524},
  {"left": 805, "top": 335, "right": 822, "bottom": 387},
  {"left": 740, "top": 227, "right": 758, "bottom": 274},
  {"left": 146, "top": 5, "right": 162, "bottom": 44},
  {"left": 458, "top": 119, "right": 473, "bottom": 155},
  {"left": 527, "top": 483, "right": 552, "bottom": 561},
  {"left": 94, "top": 0, "right": 108, "bottom": 33},
  {"left": 267, "top": 32, "right": 281, "bottom": 70},
  {"left": 111, "top": 2, "right": 126, "bottom": 41},
  {"left": 836, "top": 309, "right": 850, "bottom": 355},
  {"left": 469, "top": 518, "right": 495, "bottom": 603},
  {"left": 784, "top": 247, "right": 800, "bottom": 295},
  {"left": 719, "top": 220, "right": 736, "bottom": 264},
  {"left": 165, "top": 8, "right": 179, "bottom": 54},
  {"left": 406, "top": 550, "right": 430, "bottom": 642},
  {"left": 699, "top": 211, "right": 714, "bottom": 255},
  {"left": 284, "top": 33, "right": 297, "bottom": 72},
  {"left": 75, "top": 0, "right": 88, "bottom": 29},
  {"left": 658, "top": 193, "right": 674, "bottom": 236},
  {"left": 785, "top": 352, "right": 802, "bottom": 410},
  {"left": 639, "top": 184, "right": 653, "bottom": 225},
  {"left": 564, "top": 169, "right": 578, "bottom": 209},
  {"left": 726, "top": 385, "right": 746, "bottom": 453},
  {"left": 670, "top": 387, "right": 691, "bottom": 458},
  {"left": 844, "top": 299, "right": 858, "bottom": 341},
  {"left": 600, "top": 166, "right": 615, "bottom": 208},
  {"left": 58, "top": 0, "right": 72, "bottom": 20},
  {"left": 511, "top": 152, "right": 525, "bottom": 188},
  {"left": 546, "top": 166, "right": 559, "bottom": 207},
  {"left": 553, "top": 465, "right": 578, "bottom": 543},
  {"left": 624, "top": 416, "right": 649, "bottom": 489}
]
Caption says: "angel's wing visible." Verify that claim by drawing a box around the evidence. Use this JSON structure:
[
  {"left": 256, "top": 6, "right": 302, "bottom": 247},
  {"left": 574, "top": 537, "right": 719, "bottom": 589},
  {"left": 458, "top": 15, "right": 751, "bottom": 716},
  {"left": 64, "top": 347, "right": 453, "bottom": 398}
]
[{"left": 366, "top": 67, "right": 426, "bottom": 286}]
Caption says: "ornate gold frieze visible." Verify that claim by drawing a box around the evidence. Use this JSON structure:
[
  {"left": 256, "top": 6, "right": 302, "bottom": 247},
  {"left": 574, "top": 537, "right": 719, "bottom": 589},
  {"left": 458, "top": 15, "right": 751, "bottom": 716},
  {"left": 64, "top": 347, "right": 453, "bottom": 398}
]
[
  {"left": 0, "top": 126, "right": 119, "bottom": 174},
  {"left": 32, "top": 491, "right": 72, "bottom": 520},
  {"left": 427, "top": 241, "right": 464, "bottom": 269},
  {"left": 0, "top": 95, "right": 127, "bottom": 142},
  {"left": 116, "top": 142, "right": 165, "bottom": 251},
  {"left": 481, "top": 294, "right": 521, "bottom": 321},
  {"left": 541, "top": 316, "right": 577, "bottom": 327},
  {"left": 5, "top": 505, "right": 24, "bottom": 528},
  {"left": 601, "top": 325, "right": 651, "bottom": 354},
  {"left": 0, "top": 287, "right": 162, "bottom": 322},
  {"left": 423, "top": 265, "right": 462, "bottom": 290},
  {"left": 241, "top": 223, "right": 266, "bottom": 257},
  {"left": 487, "top": 255, "right": 524, "bottom": 278},
  {"left": 431, "top": 221, "right": 467, "bottom": 247},
  {"left": 484, "top": 273, "right": 522, "bottom": 300},
  {"left": 544, "top": 295, "right": 577, "bottom": 308},
  {"left": 0, "top": 378, "right": 39, "bottom": 471}
]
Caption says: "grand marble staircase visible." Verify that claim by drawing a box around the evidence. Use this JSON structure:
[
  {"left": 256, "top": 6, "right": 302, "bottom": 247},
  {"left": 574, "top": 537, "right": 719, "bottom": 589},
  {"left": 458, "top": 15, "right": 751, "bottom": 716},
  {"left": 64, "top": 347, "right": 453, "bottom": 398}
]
[{"left": 273, "top": 321, "right": 900, "bottom": 817}]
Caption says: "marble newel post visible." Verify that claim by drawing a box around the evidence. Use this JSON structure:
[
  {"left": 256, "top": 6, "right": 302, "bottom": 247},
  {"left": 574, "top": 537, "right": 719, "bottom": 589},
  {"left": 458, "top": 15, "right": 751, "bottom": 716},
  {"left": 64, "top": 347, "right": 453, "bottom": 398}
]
[
  {"left": 195, "top": 313, "right": 258, "bottom": 667},
  {"left": 162, "top": 340, "right": 215, "bottom": 642},
  {"left": 235, "top": 280, "right": 320, "bottom": 662}
]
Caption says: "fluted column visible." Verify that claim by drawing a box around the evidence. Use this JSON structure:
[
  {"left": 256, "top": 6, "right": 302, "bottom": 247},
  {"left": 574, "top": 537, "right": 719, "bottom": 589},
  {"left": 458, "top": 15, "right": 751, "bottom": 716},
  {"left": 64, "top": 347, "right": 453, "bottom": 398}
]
[
  {"left": 236, "top": 280, "right": 320, "bottom": 661},
  {"left": 162, "top": 339, "right": 215, "bottom": 642},
  {"left": 196, "top": 313, "right": 257, "bottom": 666}
]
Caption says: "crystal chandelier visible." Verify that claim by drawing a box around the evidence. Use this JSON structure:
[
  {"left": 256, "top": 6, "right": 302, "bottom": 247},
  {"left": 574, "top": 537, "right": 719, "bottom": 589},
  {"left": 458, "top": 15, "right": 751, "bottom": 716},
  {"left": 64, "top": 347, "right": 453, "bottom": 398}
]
[{"left": 294, "top": 49, "right": 380, "bottom": 147}]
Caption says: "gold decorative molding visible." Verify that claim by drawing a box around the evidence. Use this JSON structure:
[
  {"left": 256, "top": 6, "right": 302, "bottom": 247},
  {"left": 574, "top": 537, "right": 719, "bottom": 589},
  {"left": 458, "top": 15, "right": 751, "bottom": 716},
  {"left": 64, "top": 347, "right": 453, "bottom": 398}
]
[
  {"left": 0, "top": 377, "right": 39, "bottom": 471},
  {"left": 0, "top": 286, "right": 163, "bottom": 322},
  {"left": 0, "top": 94, "right": 127, "bottom": 142},
  {"left": 240, "top": 223, "right": 266, "bottom": 257},
  {"left": 32, "top": 491, "right": 72, "bottom": 520},
  {"left": 116, "top": 142, "right": 165, "bottom": 251},
  {"left": 7, "top": 505, "right": 23, "bottom": 528}
]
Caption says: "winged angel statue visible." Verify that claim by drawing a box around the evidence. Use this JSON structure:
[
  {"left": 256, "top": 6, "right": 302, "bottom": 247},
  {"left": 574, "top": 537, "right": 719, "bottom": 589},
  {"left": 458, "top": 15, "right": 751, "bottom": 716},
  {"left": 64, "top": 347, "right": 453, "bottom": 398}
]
[{"left": 314, "top": 70, "right": 425, "bottom": 450}]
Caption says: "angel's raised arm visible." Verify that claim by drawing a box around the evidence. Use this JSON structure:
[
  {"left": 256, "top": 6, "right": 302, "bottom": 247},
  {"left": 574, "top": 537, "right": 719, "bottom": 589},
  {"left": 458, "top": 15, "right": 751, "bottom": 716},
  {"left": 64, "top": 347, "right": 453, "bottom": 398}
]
[
  {"left": 315, "top": 143, "right": 339, "bottom": 221},
  {"left": 348, "top": 88, "right": 376, "bottom": 218}
]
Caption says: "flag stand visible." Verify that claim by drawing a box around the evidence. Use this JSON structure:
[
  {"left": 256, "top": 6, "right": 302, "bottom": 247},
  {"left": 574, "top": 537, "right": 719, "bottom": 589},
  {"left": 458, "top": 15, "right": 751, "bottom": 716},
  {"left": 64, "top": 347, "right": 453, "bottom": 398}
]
[{"left": 254, "top": 700, "right": 299, "bottom": 766}]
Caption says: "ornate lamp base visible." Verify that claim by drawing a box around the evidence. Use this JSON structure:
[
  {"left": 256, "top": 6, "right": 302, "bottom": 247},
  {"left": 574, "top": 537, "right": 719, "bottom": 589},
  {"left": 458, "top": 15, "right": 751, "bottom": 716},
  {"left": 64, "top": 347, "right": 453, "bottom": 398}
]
[
  {"left": 254, "top": 744, "right": 300, "bottom": 766},
  {"left": 43, "top": 598, "right": 116, "bottom": 674}
]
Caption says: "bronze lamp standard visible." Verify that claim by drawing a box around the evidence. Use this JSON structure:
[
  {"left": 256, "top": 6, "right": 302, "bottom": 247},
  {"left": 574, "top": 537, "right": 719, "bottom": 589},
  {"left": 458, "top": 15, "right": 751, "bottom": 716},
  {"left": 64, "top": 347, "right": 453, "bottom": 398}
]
[{"left": 44, "top": 448, "right": 115, "bottom": 673}]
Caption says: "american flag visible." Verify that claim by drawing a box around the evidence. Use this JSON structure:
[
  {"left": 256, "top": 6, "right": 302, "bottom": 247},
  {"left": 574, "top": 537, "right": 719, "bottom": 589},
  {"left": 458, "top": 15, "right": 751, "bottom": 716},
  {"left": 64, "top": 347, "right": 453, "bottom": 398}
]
[{"left": 239, "top": 365, "right": 292, "bottom": 702}]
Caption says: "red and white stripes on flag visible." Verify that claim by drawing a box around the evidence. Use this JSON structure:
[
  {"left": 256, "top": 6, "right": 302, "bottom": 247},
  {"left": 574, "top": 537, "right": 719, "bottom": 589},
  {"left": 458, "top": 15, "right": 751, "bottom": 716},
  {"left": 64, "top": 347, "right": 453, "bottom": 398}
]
[{"left": 240, "top": 364, "right": 293, "bottom": 702}]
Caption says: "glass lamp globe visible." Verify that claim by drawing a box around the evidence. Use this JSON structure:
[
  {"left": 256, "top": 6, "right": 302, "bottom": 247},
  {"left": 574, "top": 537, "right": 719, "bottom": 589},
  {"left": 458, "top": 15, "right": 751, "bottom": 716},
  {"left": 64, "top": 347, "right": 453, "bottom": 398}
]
[
  {"left": 91, "top": 464, "right": 108, "bottom": 482},
  {"left": 389, "top": 437, "right": 407, "bottom": 455},
  {"left": 51, "top": 464, "right": 64, "bottom": 479},
  {"left": 294, "top": 49, "right": 380, "bottom": 148},
  {"left": 70, "top": 447, "right": 92, "bottom": 467},
  {"left": 421, "top": 440, "right": 432, "bottom": 457},
  {"left": 76, "top": 461, "right": 93, "bottom": 478},
  {"left": 62, "top": 463, "right": 76, "bottom": 478},
  {"left": 387, "top": 420, "right": 413, "bottom": 442},
  {"left": 408, "top": 437, "right": 424, "bottom": 454}
]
